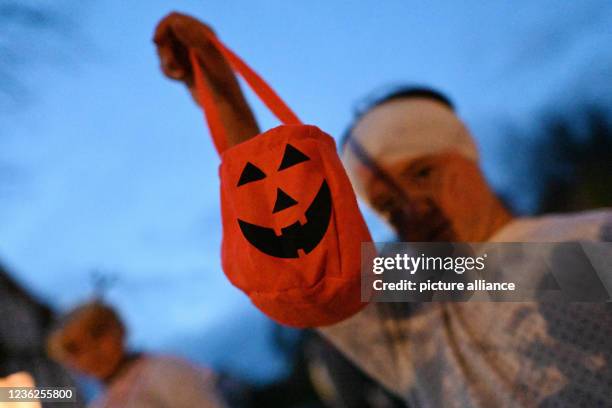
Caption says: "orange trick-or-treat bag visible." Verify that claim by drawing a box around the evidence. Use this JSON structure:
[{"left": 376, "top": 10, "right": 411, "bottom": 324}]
[{"left": 188, "top": 32, "right": 371, "bottom": 328}]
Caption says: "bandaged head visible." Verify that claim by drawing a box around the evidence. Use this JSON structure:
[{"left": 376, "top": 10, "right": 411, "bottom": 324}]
[{"left": 342, "top": 88, "right": 479, "bottom": 201}]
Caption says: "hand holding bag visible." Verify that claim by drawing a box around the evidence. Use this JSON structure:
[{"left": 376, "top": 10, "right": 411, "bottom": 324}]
[{"left": 189, "top": 33, "right": 371, "bottom": 327}]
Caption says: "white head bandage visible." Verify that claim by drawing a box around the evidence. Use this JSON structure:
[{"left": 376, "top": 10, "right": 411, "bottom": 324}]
[{"left": 349, "top": 97, "right": 479, "bottom": 165}]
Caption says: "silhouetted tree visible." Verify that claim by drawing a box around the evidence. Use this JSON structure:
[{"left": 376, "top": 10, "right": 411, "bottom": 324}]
[{"left": 533, "top": 106, "right": 612, "bottom": 213}]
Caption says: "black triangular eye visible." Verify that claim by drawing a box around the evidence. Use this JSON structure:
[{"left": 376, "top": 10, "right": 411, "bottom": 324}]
[
  {"left": 278, "top": 144, "right": 310, "bottom": 170},
  {"left": 237, "top": 162, "right": 266, "bottom": 186}
]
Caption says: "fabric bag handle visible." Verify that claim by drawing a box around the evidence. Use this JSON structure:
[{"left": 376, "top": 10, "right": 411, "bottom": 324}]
[{"left": 189, "top": 33, "right": 302, "bottom": 153}]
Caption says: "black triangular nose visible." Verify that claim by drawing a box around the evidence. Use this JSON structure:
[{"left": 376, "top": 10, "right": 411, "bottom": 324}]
[{"left": 272, "top": 188, "right": 298, "bottom": 213}]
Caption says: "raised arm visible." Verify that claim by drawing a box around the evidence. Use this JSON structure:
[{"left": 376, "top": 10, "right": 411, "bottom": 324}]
[{"left": 153, "top": 12, "right": 259, "bottom": 147}]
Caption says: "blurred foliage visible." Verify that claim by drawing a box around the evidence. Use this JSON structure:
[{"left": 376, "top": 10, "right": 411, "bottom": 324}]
[
  {"left": 499, "top": 103, "right": 612, "bottom": 215},
  {"left": 533, "top": 106, "right": 612, "bottom": 213}
]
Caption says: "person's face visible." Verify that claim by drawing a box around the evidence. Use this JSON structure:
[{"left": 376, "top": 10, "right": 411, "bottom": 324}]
[
  {"left": 343, "top": 148, "right": 489, "bottom": 241},
  {"left": 57, "top": 314, "right": 125, "bottom": 381}
]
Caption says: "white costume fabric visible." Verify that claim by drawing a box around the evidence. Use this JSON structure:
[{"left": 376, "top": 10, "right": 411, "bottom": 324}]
[
  {"left": 89, "top": 355, "right": 226, "bottom": 408},
  {"left": 320, "top": 209, "right": 612, "bottom": 407}
]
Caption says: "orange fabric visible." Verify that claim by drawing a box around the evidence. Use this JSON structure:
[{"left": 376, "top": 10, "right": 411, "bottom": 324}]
[
  {"left": 190, "top": 51, "right": 228, "bottom": 153},
  {"left": 190, "top": 35, "right": 371, "bottom": 327},
  {"left": 189, "top": 35, "right": 300, "bottom": 154}
]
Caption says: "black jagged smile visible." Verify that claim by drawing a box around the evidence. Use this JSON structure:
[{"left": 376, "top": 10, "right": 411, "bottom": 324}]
[{"left": 238, "top": 180, "right": 332, "bottom": 258}]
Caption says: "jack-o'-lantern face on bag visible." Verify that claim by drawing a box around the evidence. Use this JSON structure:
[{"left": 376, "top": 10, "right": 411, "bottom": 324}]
[
  {"left": 186, "top": 33, "right": 371, "bottom": 327},
  {"left": 218, "top": 127, "right": 370, "bottom": 327},
  {"left": 236, "top": 143, "right": 332, "bottom": 258}
]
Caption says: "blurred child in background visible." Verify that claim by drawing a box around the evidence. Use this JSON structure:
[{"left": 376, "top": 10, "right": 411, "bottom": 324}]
[{"left": 47, "top": 301, "right": 227, "bottom": 408}]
